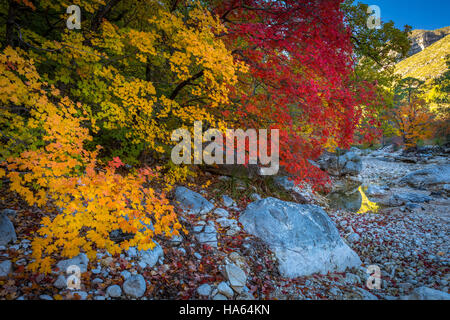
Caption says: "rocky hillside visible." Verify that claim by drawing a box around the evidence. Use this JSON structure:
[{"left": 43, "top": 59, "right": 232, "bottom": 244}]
[
  {"left": 395, "top": 32, "right": 450, "bottom": 82},
  {"left": 408, "top": 27, "right": 450, "bottom": 56}
]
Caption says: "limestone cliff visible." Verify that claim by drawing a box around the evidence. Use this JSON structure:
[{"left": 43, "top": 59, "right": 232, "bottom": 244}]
[{"left": 408, "top": 26, "right": 450, "bottom": 56}]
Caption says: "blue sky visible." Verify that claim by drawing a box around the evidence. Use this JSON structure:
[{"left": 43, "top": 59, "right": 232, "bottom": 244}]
[{"left": 357, "top": 0, "right": 450, "bottom": 30}]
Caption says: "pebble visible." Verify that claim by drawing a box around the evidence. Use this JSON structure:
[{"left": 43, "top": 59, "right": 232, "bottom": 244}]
[
  {"left": 121, "top": 270, "right": 131, "bottom": 280},
  {"left": 197, "top": 284, "right": 212, "bottom": 296},
  {"left": 106, "top": 285, "right": 122, "bottom": 298},
  {"left": 217, "top": 281, "right": 234, "bottom": 298},
  {"left": 123, "top": 274, "right": 146, "bottom": 298},
  {"left": 194, "top": 252, "right": 202, "bottom": 260},
  {"left": 53, "top": 274, "right": 67, "bottom": 289}
]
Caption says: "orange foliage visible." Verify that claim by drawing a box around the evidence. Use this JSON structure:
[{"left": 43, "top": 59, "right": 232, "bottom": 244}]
[
  {"left": 0, "top": 47, "right": 183, "bottom": 274},
  {"left": 391, "top": 98, "right": 435, "bottom": 148}
]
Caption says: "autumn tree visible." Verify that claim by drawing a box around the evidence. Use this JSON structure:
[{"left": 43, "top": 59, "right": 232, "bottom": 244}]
[
  {"left": 0, "top": 0, "right": 386, "bottom": 272},
  {"left": 1, "top": 0, "right": 386, "bottom": 185},
  {"left": 390, "top": 77, "right": 434, "bottom": 147},
  {"left": 0, "top": 47, "right": 183, "bottom": 273},
  {"left": 212, "top": 0, "right": 385, "bottom": 187},
  {"left": 341, "top": 0, "right": 412, "bottom": 144}
]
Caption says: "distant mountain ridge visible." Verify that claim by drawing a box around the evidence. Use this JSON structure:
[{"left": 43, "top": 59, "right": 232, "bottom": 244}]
[
  {"left": 395, "top": 27, "right": 450, "bottom": 83},
  {"left": 408, "top": 26, "right": 450, "bottom": 56}
]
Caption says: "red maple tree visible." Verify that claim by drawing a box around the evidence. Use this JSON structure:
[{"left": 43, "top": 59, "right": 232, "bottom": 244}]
[{"left": 216, "top": 0, "right": 380, "bottom": 187}]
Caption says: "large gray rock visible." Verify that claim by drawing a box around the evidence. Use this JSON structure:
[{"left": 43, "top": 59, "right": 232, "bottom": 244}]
[
  {"left": 0, "top": 260, "right": 12, "bottom": 277},
  {"left": 365, "top": 185, "right": 389, "bottom": 197},
  {"left": 0, "top": 213, "right": 16, "bottom": 246},
  {"left": 398, "top": 165, "right": 450, "bottom": 190},
  {"left": 128, "top": 241, "right": 164, "bottom": 269},
  {"left": 239, "top": 198, "right": 361, "bottom": 278},
  {"left": 174, "top": 187, "right": 214, "bottom": 215},
  {"left": 123, "top": 274, "right": 146, "bottom": 298},
  {"left": 223, "top": 263, "right": 247, "bottom": 293},
  {"left": 403, "top": 286, "right": 450, "bottom": 300},
  {"left": 1, "top": 209, "right": 17, "bottom": 218},
  {"left": 318, "top": 151, "right": 362, "bottom": 177},
  {"left": 56, "top": 253, "right": 89, "bottom": 273},
  {"left": 386, "top": 192, "right": 433, "bottom": 206}
]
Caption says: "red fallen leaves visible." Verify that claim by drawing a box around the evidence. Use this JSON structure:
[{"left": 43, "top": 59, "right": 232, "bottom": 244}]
[
  {"left": 118, "top": 258, "right": 129, "bottom": 270},
  {"left": 202, "top": 244, "right": 213, "bottom": 251},
  {"left": 14, "top": 265, "right": 25, "bottom": 274},
  {"left": 261, "top": 282, "right": 274, "bottom": 296}
]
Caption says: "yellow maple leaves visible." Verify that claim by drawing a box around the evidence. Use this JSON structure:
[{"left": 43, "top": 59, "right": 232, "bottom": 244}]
[
  {"left": 0, "top": 48, "right": 183, "bottom": 274},
  {"left": 0, "top": 0, "right": 253, "bottom": 274}
]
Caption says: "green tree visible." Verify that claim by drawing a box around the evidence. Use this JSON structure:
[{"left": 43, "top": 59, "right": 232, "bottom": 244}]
[{"left": 341, "top": 0, "right": 412, "bottom": 143}]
